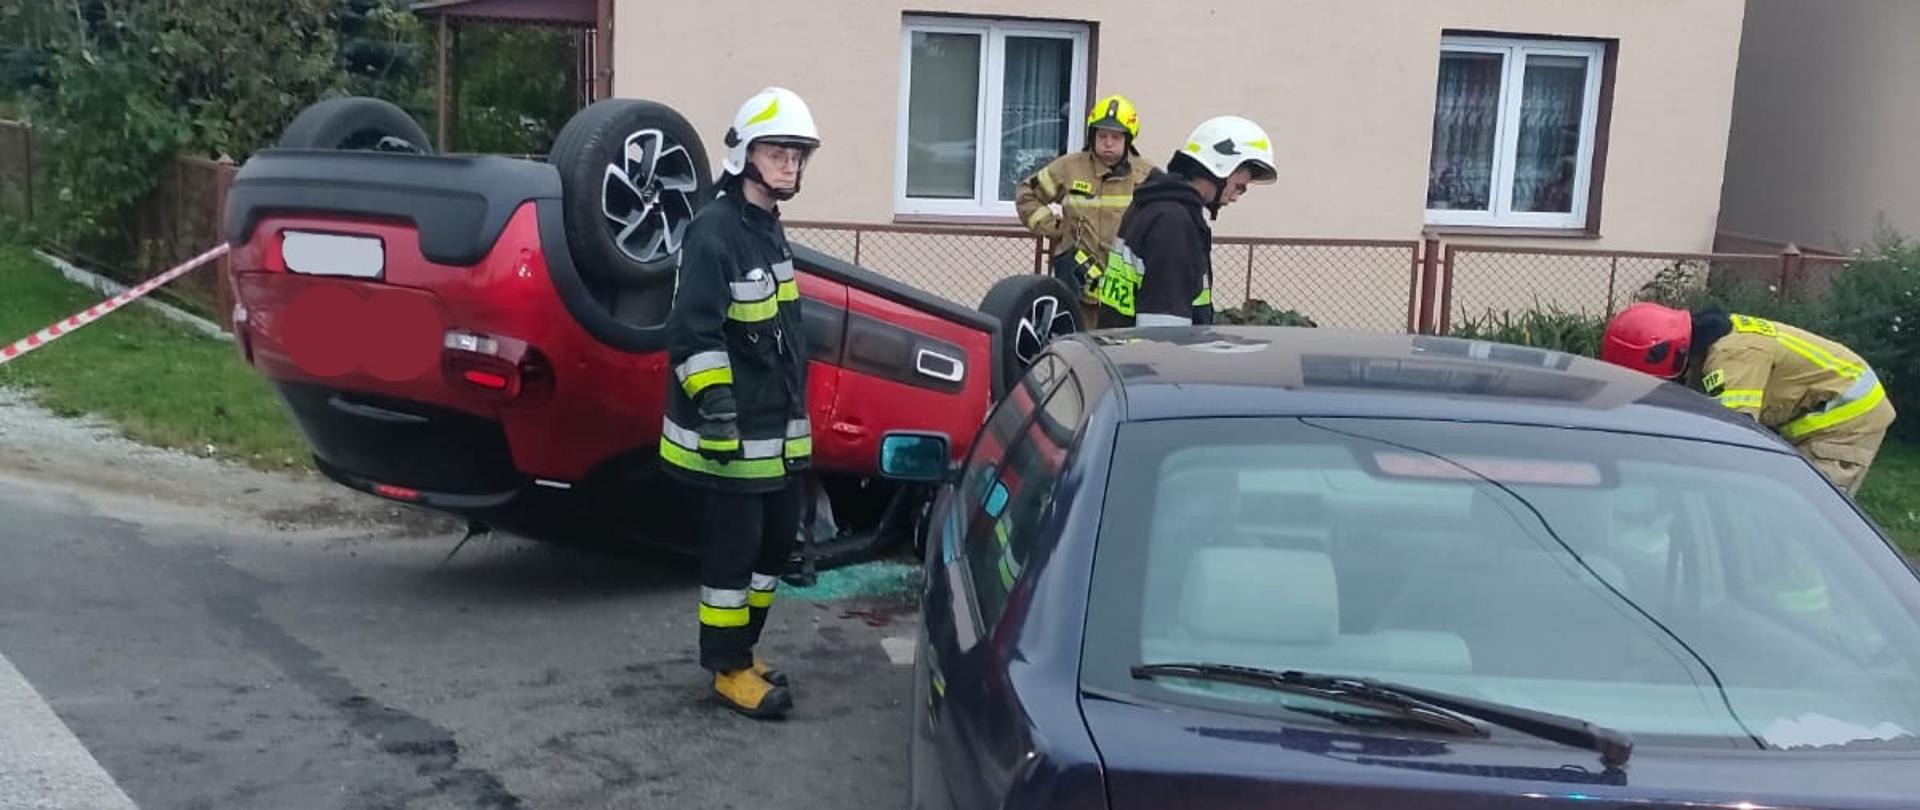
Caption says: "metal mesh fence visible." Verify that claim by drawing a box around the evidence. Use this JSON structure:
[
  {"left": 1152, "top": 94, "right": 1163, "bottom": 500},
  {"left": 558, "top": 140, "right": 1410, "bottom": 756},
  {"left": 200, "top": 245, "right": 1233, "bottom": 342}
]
[
  {"left": 1215, "top": 239, "right": 1421, "bottom": 332},
  {"left": 1793, "top": 256, "right": 1853, "bottom": 301},
  {"left": 787, "top": 221, "right": 1420, "bottom": 330},
  {"left": 1441, "top": 248, "right": 1788, "bottom": 332},
  {"left": 786, "top": 221, "right": 1046, "bottom": 309}
]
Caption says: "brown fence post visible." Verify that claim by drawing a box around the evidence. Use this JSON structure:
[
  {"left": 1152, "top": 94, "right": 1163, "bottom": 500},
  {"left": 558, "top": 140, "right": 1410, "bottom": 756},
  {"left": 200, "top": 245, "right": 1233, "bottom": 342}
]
[
  {"left": 1413, "top": 247, "right": 1428, "bottom": 335},
  {"left": 1417, "top": 231, "right": 1441, "bottom": 333},
  {"left": 213, "top": 161, "right": 235, "bottom": 332},
  {"left": 1605, "top": 256, "right": 1620, "bottom": 317},
  {"left": 1033, "top": 238, "right": 1044, "bottom": 274},
  {"left": 852, "top": 230, "right": 862, "bottom": 267},
  {"left": 1438, "top": 243, "right": 1456, "bottom": 334},
  {"left": 1243, "top": 245, "right": 1254, "bottom": 306},
  {"left": 170, "top": 159, "right": 186, "bottom": 275},
  {"left": 20, "top": 123, "right": 32, "bottom": 222},
  {"left": 1779, "top": 243, "right": 1803, "bottom": 301}
]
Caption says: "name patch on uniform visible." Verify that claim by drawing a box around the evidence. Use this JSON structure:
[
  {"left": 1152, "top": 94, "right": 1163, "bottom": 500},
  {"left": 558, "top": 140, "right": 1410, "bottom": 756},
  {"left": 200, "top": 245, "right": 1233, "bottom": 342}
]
[
  {"left": 1070, "top": 180, "right": 1094, "bottom": 196},
  {"left": 1731, "top": 314, "right": 1777, "bottom": 336},
  {"left": 1702, "top": 369, "right": 1726, "bottom": 395}
]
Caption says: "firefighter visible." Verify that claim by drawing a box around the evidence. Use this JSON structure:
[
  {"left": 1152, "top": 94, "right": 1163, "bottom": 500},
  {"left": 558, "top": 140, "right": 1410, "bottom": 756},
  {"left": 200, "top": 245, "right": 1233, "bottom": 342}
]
[
  {"left": 1600, "top": 302, "right": 1896, "bottom": 496},
  {"left": 1015, "top": 94, "right": 1156, "bottom": 323},
  {"left": 662, "top": 86, "right": 819, "bottom": 719},
  {"left": 1093, "top": 115, "right": 1276, "bottom": 328}
]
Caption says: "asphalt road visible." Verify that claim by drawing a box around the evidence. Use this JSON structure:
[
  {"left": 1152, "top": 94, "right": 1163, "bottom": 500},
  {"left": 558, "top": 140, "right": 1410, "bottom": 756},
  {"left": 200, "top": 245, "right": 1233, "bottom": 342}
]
[{"left": 0, "top": 473, "right": 919, "bottom": 810}]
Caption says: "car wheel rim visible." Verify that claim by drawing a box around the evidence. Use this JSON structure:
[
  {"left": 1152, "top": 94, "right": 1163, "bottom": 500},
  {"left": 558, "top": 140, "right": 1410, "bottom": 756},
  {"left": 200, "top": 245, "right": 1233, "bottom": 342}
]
[
  {"left": 342, "top": 128, "right": 425, "bottom": 154},
  {"left": 602, "top": 128, "right": 701, "bottom": 265},
  {"left": 373, "top": 135, "right": 426, "bottom": 154},
  {"left": 1012, "top": 294, "right": 1076, "bottom": 369}
]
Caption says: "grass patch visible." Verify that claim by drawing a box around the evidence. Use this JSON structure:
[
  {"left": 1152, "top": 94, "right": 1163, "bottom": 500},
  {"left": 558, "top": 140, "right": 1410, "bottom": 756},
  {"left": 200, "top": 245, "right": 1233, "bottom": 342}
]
[
  {"left": 1858, "top": 439, "right": 1920, "bottom": 555},
  {"left": 0, "top": 242, "right": 310, "bottom": 471}
]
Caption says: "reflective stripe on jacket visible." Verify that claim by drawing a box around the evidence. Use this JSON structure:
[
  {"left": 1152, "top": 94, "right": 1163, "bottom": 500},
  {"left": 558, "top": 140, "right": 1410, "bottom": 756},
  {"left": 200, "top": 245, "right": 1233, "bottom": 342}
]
[
  {"left": 662, "top": 192, "right": 811, "bottom": 493},
  {"left": 1094, "top": 169, "right": 1214, "bottom": 327},
  {"left": 1700, "top": 314, "right": 1894, "bottom": 441}
]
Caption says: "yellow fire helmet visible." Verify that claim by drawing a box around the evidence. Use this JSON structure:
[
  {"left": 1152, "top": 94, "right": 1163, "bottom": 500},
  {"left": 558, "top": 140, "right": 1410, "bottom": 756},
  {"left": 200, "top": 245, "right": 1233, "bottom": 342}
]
[{"left": 1086, "top": 94, "right": 1141, "bottom": 154}]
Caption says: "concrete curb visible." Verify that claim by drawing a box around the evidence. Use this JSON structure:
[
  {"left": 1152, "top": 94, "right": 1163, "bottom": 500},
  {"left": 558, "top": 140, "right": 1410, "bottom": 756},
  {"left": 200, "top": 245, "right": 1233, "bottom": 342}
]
[{"left": 33, "top": 249, "right": 233, "bottom": 343}]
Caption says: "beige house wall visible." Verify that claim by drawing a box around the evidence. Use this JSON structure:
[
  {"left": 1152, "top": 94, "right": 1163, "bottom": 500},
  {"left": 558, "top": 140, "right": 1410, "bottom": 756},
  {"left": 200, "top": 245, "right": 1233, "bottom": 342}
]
[
  {"left": 614, "top": 1, "right": 1745, "bottom": 324},
  {"left": 1718, "top": 0, "right": 1920, "bottom": 253}
]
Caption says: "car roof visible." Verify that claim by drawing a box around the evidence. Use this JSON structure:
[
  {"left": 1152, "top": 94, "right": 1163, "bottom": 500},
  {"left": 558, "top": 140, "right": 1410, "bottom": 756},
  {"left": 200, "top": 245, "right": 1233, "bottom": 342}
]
[{"left": 1060, "top": 326, "right": 1783, "bottom": 450}]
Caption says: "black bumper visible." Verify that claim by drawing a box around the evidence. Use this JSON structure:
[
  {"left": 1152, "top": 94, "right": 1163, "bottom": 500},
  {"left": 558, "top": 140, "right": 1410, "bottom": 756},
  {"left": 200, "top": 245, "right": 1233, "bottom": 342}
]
[{"left": 275, "top": 381, "right": 523, "bottom": 503}]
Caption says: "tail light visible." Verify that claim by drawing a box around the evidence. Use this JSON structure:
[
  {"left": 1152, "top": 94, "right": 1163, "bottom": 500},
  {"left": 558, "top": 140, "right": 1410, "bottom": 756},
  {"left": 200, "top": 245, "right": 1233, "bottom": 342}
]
[
  {"left": 372, "top": 483, "right": 423, "bottom": 502},
  {"left": 442, "top": 329, "right": 554, "bottom": 402}
]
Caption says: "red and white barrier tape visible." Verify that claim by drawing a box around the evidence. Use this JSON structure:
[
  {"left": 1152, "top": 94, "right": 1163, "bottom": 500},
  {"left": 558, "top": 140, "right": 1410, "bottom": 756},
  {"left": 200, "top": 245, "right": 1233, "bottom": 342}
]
[{"left": 0, "top": 243, "right": 232, "bottom": 367}]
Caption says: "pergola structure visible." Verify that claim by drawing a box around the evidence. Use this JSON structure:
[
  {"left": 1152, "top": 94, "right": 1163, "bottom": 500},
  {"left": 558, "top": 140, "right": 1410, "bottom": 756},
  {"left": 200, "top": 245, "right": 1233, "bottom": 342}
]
[{"left": 410, "top": 0, "right": 614, "bottom": 151}]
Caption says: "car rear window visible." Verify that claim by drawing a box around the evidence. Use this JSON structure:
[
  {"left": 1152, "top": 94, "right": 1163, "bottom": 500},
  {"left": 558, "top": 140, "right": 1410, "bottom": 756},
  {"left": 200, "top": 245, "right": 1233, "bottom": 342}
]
[{"left": 1082, "top": 416, "right": 1920, "bottom": 752}]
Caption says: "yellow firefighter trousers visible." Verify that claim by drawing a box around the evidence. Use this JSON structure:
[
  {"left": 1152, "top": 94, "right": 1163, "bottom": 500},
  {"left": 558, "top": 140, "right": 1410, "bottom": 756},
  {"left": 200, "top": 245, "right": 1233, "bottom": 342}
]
[{"left": 1792, "top": 400, "right": 1895, "bottom": 497}]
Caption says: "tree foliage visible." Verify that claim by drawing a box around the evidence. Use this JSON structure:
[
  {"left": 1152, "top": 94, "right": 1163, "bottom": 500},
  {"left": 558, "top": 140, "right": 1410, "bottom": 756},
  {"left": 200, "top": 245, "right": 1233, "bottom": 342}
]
[
  {"left": 9, "top": 1, "right": 342, "bottom": 252},
  {"left": 336, "top": 0, "right": 433, "bottom": 122},
  {"left": 2, "top": 0, "right": 582, "bottom": 255},
  {"left": 453, "top": 24, "right": 577, "bottom": 155}
]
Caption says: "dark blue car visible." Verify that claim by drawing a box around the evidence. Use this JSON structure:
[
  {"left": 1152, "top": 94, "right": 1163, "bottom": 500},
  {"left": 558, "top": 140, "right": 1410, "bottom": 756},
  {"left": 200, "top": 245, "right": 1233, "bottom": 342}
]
[{"left": 877, "top": 326, "right": 1920, "bottom": 810}]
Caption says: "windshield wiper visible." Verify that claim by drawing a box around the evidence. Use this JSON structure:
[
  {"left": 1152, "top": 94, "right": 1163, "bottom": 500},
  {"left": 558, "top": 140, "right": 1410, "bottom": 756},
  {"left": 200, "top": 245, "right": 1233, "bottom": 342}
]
[{"left": 1132, "top": 662, "right": 1633, "bottom": 770}]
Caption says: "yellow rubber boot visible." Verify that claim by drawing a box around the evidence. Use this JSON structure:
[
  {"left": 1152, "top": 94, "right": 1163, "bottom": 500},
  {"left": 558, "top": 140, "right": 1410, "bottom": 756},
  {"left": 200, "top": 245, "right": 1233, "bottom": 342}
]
[
  {"left": 712, "top": 668, "right": 792, "bottom": 719},
  {"left": 751, "top": 657, "right": 789, "bottom": 688}
]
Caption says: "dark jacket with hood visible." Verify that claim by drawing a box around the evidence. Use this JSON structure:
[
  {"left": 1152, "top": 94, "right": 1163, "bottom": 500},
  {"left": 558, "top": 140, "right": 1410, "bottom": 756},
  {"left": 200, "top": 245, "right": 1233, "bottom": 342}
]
[{"left": 1094, "top": 169, "right": 1214, "bottom": 328}]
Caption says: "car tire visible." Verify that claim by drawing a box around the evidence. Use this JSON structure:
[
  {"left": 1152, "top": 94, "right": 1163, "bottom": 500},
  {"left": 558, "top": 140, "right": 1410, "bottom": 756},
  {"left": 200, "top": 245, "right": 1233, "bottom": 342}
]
[
  {"left": 277, "top": 96, "right": 434, "bottom": 153},
  {"left": 979, "top": 274, "right": 1083, "bottom": 392},
  {"left": 549, "top": 99, "right": 714, "bottom": 290}
]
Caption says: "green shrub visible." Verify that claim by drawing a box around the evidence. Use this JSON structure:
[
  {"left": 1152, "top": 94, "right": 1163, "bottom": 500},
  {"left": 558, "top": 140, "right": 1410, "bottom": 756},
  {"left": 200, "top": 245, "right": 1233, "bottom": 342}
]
[
  {"left": 1632, "top": 259, "right": 1817, "bottom": 327},
  {"left": 1817, "top": 233, "right": 1920, "bottom": 437},
  {"left": 1447, "top": 300, "right": 1606, "bottom": 357},
  {"left": 1218, "top": 299, "right": 1318, "bottom": 327}
]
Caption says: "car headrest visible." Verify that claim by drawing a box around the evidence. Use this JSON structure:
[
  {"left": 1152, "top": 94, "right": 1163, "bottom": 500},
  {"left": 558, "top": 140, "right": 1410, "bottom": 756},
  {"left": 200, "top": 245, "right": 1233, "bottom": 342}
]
[
  {"left": 1151, "top": 468, "right": 1240, "bottom": 549},
  {"left": 1181, "top": 548, "right": 1338, "bottom": 644},
  {"left": 1237, "top": 492, "right": 1332, "bottom": 550}
]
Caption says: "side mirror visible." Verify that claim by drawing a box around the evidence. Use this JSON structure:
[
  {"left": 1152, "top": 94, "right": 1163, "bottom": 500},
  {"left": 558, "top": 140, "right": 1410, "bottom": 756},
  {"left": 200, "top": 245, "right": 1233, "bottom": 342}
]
[{"left": 878, "top": 431, "right": 953, "bottom": 483}]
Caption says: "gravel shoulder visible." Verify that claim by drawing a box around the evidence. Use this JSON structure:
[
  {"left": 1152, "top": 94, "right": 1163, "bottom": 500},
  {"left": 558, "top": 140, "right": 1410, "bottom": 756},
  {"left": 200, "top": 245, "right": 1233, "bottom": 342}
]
[{"left": 0, "top": 386, "right": 458, "bottom": 538}]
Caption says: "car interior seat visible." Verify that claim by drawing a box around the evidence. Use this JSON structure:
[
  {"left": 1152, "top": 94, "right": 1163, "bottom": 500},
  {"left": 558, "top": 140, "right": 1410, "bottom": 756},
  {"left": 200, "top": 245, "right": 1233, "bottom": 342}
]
[
  {"left": 1143, "top": 547, "right": 1474, "bottom": 677},
  {"left": 1369, "top": 488, "right": 1647, "bottom": 679},
  {"left": 1140, "top": 467, "right": 1242, "bottom": 638}
]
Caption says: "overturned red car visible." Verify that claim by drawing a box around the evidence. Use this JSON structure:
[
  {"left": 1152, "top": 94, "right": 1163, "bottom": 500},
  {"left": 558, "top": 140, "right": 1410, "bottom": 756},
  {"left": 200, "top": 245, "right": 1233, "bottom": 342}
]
[{"left": 221, "top": 95, "right": 1082, "bottom": 569}]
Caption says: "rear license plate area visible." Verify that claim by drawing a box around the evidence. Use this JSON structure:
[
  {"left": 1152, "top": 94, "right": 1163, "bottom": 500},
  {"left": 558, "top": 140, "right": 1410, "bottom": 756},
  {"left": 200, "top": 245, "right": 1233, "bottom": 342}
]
[{"left": 283, "top": 231, "right": 385, "bottom": 279}]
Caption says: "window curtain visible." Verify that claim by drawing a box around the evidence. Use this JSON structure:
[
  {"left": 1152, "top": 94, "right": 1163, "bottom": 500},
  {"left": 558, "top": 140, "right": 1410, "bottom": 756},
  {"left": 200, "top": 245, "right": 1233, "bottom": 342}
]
[
  {"left": 1512, "top": 55, "right": 1587, "bottom": 214},
  {"left": 1426, "top": 52, "right": 1504, "bottom": 212},
  {"left": 998, "top": 36, "right": 1073, "bottom": 201}
]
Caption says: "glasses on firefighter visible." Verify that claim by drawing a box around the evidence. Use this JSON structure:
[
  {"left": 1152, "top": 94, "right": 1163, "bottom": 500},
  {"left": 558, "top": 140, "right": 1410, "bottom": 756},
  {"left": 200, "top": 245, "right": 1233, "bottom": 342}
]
[{"left": 752, "top": 142, "right": 814, "bottom": 168}]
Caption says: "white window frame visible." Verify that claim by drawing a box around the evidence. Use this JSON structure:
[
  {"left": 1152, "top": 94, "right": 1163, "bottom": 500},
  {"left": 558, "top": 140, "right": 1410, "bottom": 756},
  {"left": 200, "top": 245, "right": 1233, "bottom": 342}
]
[
  {"left": 1425, "top": 35, "right": 1606, "bottom": 230},
  {"left": 896, "top": 17, "right": 1090, "bottom": 218}
]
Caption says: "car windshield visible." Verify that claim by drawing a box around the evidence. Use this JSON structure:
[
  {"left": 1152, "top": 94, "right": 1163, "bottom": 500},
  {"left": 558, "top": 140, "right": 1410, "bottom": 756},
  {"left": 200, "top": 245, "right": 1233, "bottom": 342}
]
[{"left": 1081, "top": 417, "right": 1920, "bottom": 752}]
